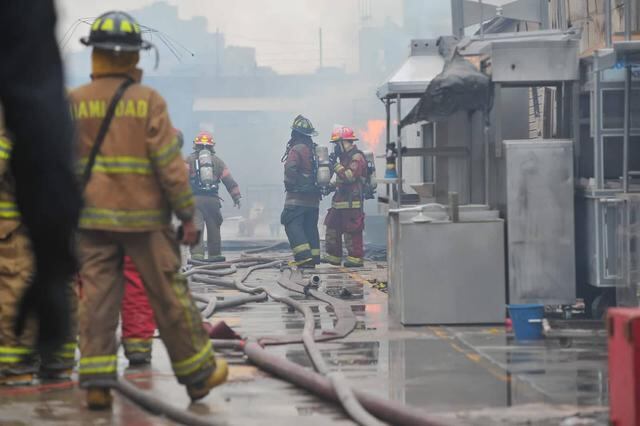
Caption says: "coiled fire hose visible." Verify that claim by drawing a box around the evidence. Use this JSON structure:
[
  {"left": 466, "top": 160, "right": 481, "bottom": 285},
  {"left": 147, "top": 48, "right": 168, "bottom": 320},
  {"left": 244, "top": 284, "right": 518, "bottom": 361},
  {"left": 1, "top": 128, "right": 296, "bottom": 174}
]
[{"left": 106, "top": 249, "right": 445, "bottom": 426}]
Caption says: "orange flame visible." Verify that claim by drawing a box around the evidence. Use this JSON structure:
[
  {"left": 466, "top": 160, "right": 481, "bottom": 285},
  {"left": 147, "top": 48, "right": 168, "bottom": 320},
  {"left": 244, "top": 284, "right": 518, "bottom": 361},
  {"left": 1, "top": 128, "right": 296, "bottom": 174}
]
[{"left": 359, "top": 120, "right": 386, "bottom": 151}]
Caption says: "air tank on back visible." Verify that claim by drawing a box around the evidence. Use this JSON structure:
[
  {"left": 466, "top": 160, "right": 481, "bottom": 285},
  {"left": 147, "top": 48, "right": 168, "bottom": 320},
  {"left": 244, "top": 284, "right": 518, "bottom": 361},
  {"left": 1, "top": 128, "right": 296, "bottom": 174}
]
[
  {"left": 315, "top": 145, "right": 331, "bottom": 188},
  {"left": 198, "top": 149, "right": 216, "bottom": 189},
  {"left": 363, "top": 150, "right": 377, "bottom": 193}
]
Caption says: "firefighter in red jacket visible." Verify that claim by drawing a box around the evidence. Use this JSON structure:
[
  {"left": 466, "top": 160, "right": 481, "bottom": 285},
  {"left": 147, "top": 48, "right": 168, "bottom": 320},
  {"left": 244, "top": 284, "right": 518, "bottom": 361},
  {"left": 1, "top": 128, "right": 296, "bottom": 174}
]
[
  {"left": 120, "top": 257, "right": 156, "bottom": 365},
  {"left": 324, "top": 126, "right": 367, "bottom": 268}
]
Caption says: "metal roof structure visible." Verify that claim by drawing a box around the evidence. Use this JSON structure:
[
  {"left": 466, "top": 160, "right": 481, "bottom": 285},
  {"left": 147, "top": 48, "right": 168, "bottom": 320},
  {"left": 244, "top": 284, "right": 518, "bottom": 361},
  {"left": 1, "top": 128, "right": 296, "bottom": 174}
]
[
  {"left": 456, "top": 28, "right": 579, "bottom": 57},
  {"left": 376, "top": 39, "right": 446, "bottom": 99}
]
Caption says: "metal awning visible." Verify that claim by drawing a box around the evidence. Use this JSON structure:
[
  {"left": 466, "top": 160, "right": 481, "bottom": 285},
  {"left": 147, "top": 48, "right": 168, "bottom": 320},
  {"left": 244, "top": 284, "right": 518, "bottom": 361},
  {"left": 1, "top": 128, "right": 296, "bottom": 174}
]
[
  {"left": 377, "top": 39, "right": 445, "bottom": 99},
  {"left": 593, "top": 41, "right": 640, "bottom": 70},
  {"left": 456, "top": 29, "right": 573, "bottom": 56}
]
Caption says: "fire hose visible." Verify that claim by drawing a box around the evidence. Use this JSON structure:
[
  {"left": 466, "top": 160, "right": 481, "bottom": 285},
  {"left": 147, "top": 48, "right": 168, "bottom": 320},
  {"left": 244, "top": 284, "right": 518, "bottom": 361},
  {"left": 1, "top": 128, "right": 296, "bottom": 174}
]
[
  {"left": 92, "top": 378, "right": 221, "bottom": 426},
  {"left": 232, "top": 264, "right": 382, "bottom": 425},
  {"left": 231, "top": 262, "right": 445, "bottom": 426},
  {"left": 108, "top": 251, "right": 446, "bottom": 426},
  {"left": 193, "top": 293, "right": 268, "bottom": 319}
]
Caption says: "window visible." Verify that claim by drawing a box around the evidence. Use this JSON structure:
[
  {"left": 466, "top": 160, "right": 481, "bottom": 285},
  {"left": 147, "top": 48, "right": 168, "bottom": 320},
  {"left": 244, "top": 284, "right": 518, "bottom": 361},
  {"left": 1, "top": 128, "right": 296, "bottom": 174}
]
[{"left": 602, "top": 89, "right": 640, "bottom": 130}]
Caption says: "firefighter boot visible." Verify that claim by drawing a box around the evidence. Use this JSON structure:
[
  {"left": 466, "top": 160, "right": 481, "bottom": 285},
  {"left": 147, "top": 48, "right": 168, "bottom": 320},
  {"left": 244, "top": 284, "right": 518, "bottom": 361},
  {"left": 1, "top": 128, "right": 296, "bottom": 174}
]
[
  {"left": 322, "top": 255, "right": 342, "bottom": 266},
  {"left": 86, "top": 387, "right": 113, "bottom": 410},
  {"left": 39, "top": 367, "right": 73, "bottom": 381},
  {"left": 0, "top": 363, "right": 37, "bottom": 386},
  {"left": 186, "top": 358, "right": 228, "bottom": 401},
  {"left": 343, "top": 257, "right": 364, "bottom": 268},
  {"left": 288, "top": 258, "right": 314, "bottom": 269},
  {"left": 126, "top": 352, "right": 151, "bottom": 366},
  {"left": 0, "top": 373, "right": 35, "bottom": 386},
  {"left": 192, "top": 254, "right": 226, "bottom": 263}
]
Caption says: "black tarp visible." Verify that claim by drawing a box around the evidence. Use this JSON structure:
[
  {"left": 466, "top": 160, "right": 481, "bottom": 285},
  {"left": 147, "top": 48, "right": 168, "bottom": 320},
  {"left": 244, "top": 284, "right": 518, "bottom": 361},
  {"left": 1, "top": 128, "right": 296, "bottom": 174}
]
[{"left": 402, "top": 36, "right": 491, "bottom": 127}]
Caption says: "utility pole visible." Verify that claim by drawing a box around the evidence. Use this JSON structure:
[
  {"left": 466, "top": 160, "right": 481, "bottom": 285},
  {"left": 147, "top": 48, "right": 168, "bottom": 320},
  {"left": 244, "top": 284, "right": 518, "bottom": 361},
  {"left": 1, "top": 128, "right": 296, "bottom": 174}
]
[
  {"left": 318, "top": 27, "right": 323, "bottom": 69},
  {"left": 625, "top": 0, "right": 632, "bottom": 40},
  {"left": 215, "top": 27, "right": 220, "bottom": 77},
  {"left": 451, "top": 0, "right": 465, "bottom": 38}
]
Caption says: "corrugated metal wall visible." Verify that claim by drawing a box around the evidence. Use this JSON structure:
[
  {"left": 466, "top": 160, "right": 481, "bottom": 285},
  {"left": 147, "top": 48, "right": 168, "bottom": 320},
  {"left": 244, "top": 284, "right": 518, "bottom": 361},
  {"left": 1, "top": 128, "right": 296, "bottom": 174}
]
[{"left": 548, "top": 0, "right": 638, "bottom": 55}]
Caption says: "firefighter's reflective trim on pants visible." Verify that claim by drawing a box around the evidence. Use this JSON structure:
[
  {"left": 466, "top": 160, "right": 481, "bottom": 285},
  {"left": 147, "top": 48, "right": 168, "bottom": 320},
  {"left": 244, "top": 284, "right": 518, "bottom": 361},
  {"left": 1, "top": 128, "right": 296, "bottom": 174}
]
[
  {"left": 79, "top": 355, "right": 118, "bottom": 375},
  {"left": 53, "top": 342, "right": 77, "bottom": 361},
  {"left": 77, "top": 155, "right": 152, "bottom": 175},
  {"left": 311, "top": 249, "right": 320, "bottom": 256},
  {"left": 0, "top": 201, "right": 20, "bottom": 220},
  {"left": 332, "top": 201, "right": 362, "bottom": 209},
  {"left": 80, "top": 207, "right": 168, "bottom": 229},
  {"left": 0, "top": 137, "right": 12, "bottom": 160},
  {"left": 171, "top": 189, "right": 195, "bottom": 211},
  {"left": 168, "top": 273, "right": 214, "bottom": 380},
  {"left": 172, "top": 340, "right": 213, "bottom": 378},
  {"left": 324, "top": 254, "right": 342, "bottom": 265},
  {"left": 151, "top": 136, "right": 181, "bottom": 167},
  {"left": 122, "top": 338, "right": 153, "bottom": 354},
  {"left": 292, "top": 243, "right": 311, "bottom": 255},
  {"left": 0, "top": 346, "right": 32, "bottom": 364},
  {"left": 346, "top": 256, "right": 363, "bottom": 265}
]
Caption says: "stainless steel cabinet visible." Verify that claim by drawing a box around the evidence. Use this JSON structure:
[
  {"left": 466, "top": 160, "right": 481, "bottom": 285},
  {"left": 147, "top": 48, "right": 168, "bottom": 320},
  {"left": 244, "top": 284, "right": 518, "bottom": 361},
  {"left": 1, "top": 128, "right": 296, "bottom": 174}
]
[
  {"left": 388, "top": 213, "right": 505, "bottom": 325},
  {"left": 504, "top": 139, "right": 576, "bottom": 304}
]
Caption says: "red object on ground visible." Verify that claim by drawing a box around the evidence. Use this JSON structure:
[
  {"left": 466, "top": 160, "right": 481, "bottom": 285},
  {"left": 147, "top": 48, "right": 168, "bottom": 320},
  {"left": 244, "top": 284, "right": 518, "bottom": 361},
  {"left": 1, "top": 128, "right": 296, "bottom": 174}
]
[
  {"left": 505, "top": 318, "right": 513, "bottom": 333},
  {"left": 121, "top": 256, "right": 156, "bottom": 340},
  {"left": 608, "top": 308, "right": 640, "bottom": 426},
  {"left": 205, "top": 321, "right": 242, "bottom": 340}
]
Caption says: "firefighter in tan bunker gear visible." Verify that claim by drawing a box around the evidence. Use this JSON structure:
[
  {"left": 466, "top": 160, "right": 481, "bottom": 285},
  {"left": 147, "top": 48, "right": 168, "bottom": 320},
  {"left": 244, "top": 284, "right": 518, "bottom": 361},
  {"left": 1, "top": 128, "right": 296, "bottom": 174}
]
[
  {"left": 71, "top": 11, "right": 227, "bottom": 410},
  {"left": 0, "top": 111, "right": 77, "bottom": 386}
]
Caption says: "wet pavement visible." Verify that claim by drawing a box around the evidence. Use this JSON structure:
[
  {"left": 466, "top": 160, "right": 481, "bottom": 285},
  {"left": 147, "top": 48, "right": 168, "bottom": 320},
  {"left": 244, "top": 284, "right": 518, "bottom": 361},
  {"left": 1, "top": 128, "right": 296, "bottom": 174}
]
[{"left": 0, "top": 250, "right": 610, "bottom": 425}]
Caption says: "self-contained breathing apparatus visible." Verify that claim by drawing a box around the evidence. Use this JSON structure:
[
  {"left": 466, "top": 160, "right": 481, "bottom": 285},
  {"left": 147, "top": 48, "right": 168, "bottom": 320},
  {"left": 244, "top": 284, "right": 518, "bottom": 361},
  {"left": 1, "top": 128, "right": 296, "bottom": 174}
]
[
  {"left": 193, "top": 148, "right": 219, "bottom": 195},
  {"left": 325, "top": 141, "right": 377, "bottom": 200}
]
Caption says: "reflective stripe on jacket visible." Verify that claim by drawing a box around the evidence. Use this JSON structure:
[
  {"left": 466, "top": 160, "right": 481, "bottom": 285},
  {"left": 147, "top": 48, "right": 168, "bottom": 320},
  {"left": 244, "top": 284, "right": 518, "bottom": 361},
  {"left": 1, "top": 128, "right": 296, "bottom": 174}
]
[
  {"left": 0, "top": 127, "right": 20, "bottom": 237},
  {"left": 70, "top": 70, "right": 194, "bottom": 231}
]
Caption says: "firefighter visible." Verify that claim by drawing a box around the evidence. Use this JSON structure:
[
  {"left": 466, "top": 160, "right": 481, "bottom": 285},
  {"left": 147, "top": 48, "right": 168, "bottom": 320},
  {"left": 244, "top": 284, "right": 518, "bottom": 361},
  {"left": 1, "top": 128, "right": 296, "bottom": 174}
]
[
  {"left": 0, "top": 0, "right": 82, "bottom": 357},
  {"left": 120, "top": 256, "right": 156, "bottom": 365},
  {"left": 281, "top": 115, "right": 321, "bottom": 268},
  {"left": 324, "top": 126, "right": 367, "bottom": 268},
  {"left": 187, "top": 131, "right": 242, "bottom": 263},
  {"left": 120, "top": 127, "right": 191, "bottom": 365},
  {"left": 0, "top": 110, "right": 77, "bottom": 385},
  {"left": 119, "top": 128, "right": 185, "bottom": 365},
  {"left": 71, "top": 12, "right": 227, "bottom": 409}
]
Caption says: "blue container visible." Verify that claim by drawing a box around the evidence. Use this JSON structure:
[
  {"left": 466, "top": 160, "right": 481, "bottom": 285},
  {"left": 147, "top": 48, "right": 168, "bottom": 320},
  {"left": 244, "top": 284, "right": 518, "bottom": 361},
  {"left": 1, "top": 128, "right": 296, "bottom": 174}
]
[{"left": 507, "top": 304, "right": 544, "bottom": 341}]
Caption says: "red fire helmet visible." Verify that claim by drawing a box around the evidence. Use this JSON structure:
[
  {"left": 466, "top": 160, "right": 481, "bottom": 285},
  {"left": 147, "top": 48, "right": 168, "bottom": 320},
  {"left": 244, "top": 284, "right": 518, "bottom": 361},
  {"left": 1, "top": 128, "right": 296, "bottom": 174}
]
[
  {"left": 194, "top": 131, "right": 215, "bottom": 146},
  {"left": 329, "top": 126, "right": 358, "bottom": 143}
]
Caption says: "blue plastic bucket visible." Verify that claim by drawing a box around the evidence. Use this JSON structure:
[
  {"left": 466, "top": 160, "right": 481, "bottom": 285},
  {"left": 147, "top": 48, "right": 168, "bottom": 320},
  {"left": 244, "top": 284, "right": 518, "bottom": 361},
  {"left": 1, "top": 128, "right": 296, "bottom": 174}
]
[{"left": 507, "top": 304, "right": 544, "bottom": 341}]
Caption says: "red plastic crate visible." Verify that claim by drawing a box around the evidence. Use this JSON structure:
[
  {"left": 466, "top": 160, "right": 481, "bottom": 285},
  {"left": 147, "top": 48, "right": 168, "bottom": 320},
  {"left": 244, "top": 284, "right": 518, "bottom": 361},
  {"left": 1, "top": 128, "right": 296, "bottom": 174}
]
[{"left": 608, "top": 308, "right": 640, "bottom": 426}]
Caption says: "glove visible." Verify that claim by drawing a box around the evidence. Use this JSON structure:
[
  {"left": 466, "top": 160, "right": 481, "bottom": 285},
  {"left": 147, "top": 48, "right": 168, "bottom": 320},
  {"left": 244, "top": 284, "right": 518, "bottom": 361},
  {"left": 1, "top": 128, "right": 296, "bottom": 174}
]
[
  {"left": 234, "top": 199, "right": 241, "bottom": 209},
  {"left": 321, "top": 183, "right": 336, "bottom": 196},
  {"left": 178, "top": 220, "right": 200, "bottom": 246}
]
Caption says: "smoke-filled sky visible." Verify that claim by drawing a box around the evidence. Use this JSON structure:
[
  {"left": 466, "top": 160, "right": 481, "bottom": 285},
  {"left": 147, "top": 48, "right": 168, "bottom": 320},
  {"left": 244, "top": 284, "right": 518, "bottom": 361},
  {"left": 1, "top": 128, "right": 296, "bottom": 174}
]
[{"left": 56, "top": 0, "right": 420, "bottom": 74}]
